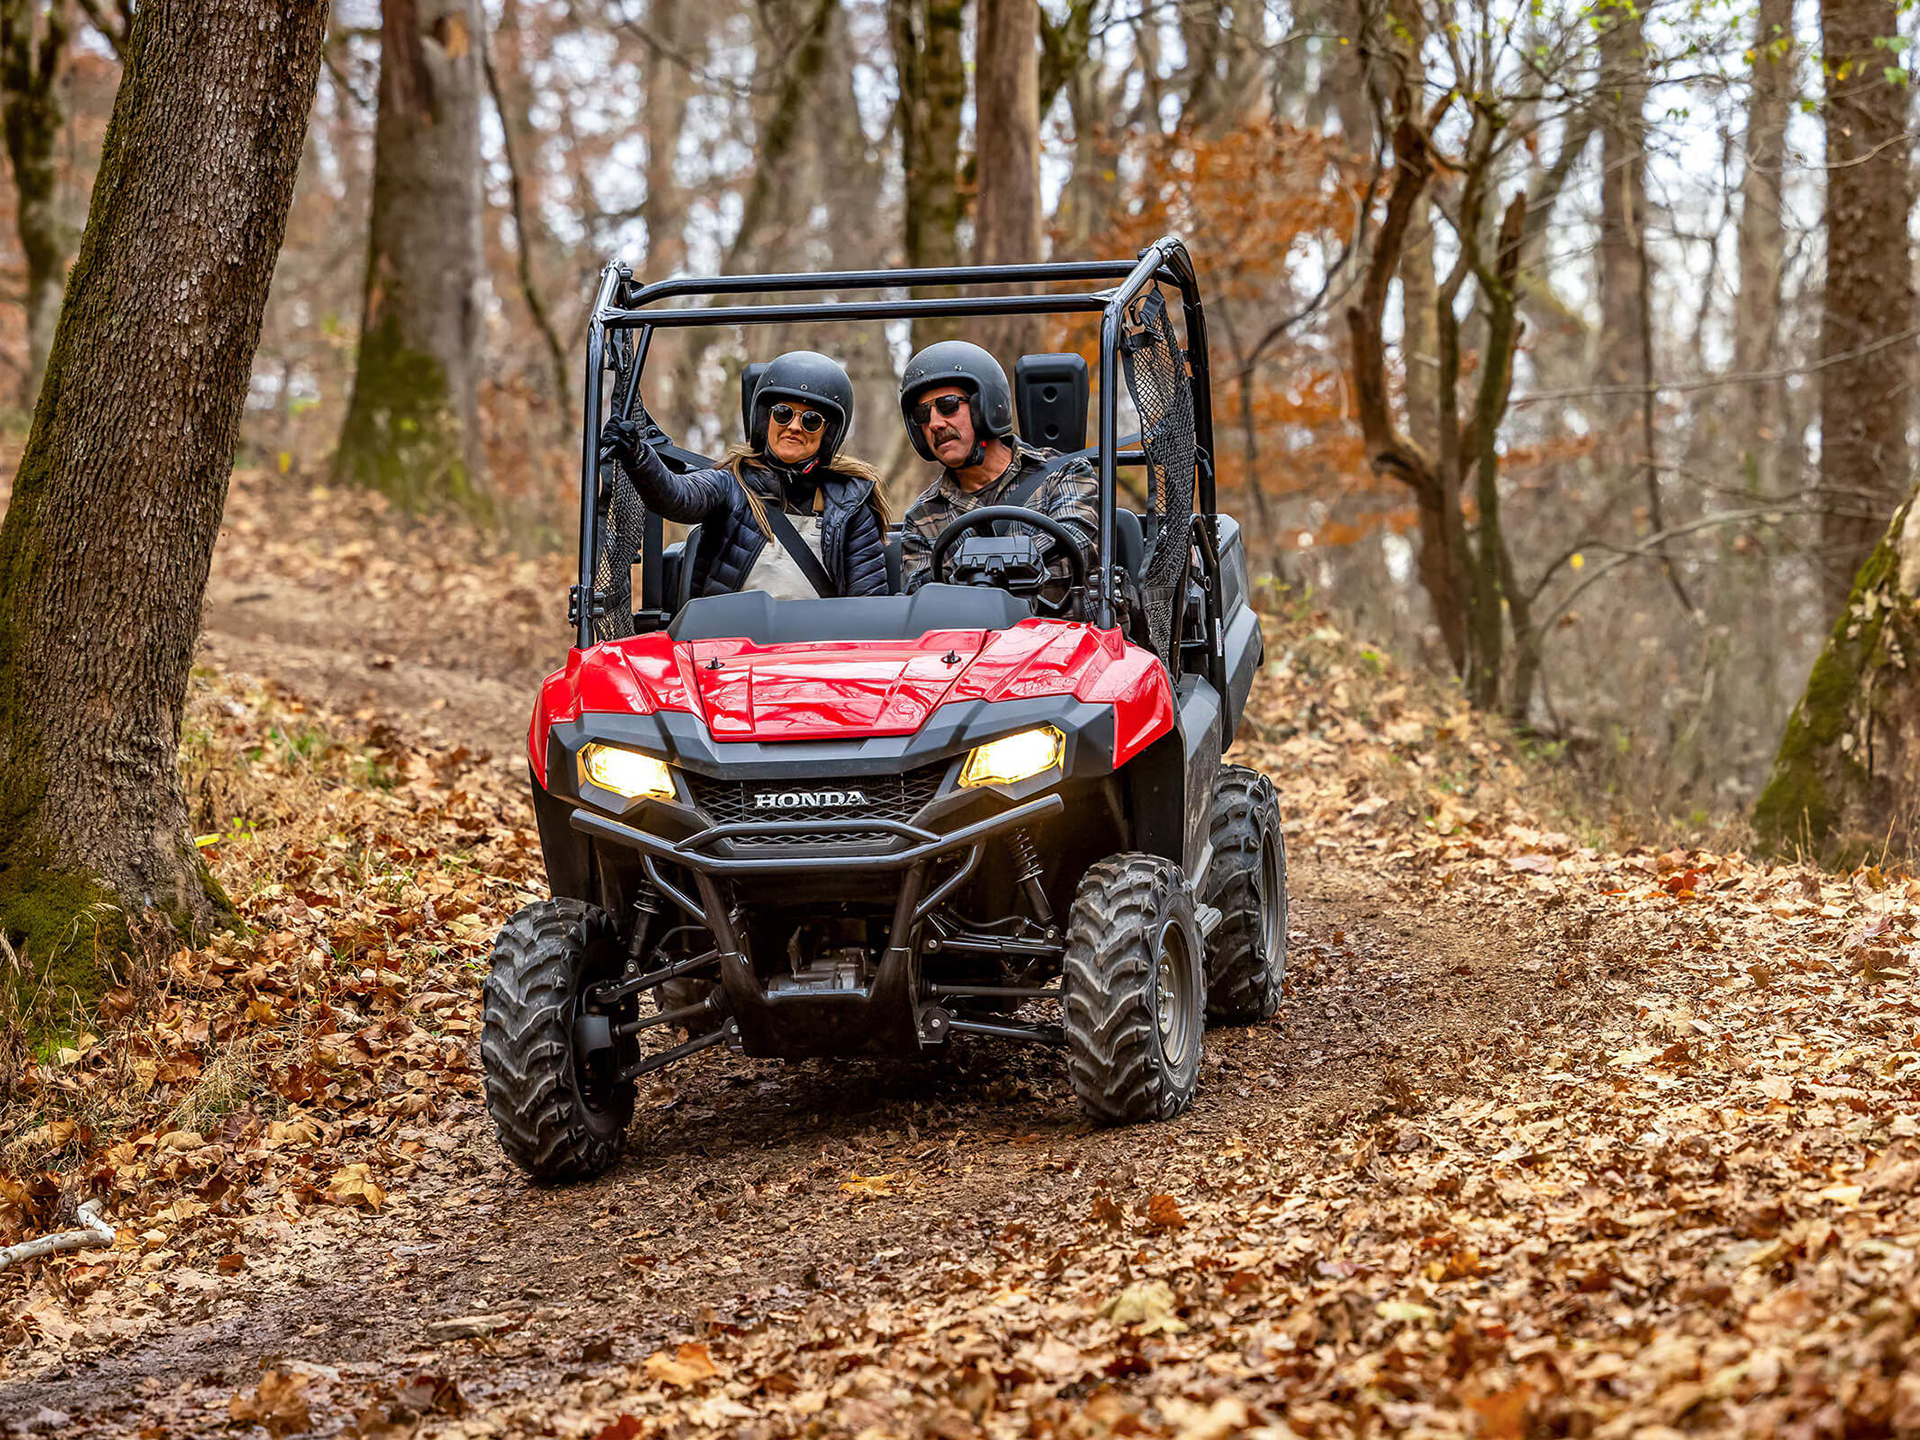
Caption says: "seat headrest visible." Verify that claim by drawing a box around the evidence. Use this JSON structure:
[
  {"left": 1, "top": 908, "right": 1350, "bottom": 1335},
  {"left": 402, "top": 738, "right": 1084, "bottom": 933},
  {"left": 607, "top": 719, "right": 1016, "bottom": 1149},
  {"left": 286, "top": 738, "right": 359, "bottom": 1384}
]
[{"left": 1013, "top": 354, "right": 1089, "bottom": 453}]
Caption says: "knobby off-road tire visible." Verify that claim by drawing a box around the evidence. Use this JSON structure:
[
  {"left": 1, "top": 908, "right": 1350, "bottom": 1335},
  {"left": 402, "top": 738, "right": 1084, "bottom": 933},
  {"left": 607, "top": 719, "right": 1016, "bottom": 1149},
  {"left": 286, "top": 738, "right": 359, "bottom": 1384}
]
[
  {"left": 1200, "top": 765, "right": 1288, "bottom": 1024},
  {"left": 1063, "top": 855, "right": 1206, "bottom": 1124},
  {"left": 482, "top": 899, "right": 635, "bottom": 1182}
]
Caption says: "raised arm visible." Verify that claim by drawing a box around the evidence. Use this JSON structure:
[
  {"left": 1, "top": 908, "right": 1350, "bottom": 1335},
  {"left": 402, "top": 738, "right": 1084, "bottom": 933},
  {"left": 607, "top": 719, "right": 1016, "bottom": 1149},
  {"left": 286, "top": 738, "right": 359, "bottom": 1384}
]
[{"left": 598, "top": 417, "right": 735, "bottom": 526}]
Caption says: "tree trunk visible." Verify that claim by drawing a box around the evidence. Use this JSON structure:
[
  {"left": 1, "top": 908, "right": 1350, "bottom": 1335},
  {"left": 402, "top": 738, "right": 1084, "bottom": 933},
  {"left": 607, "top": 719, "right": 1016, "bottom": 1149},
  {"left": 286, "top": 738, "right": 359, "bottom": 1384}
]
[
  {"left": 809, "top": 1, "right": 892, "bottom": 465},
  {"left": 1400, "top": 201, "right": 1438, "bottom": 453},
  {"left": 1054, "top": 52, "right": 1114, "bottom": 255},
  {"left": 1346, "top": 112, "right": 1468, "bottom": 672},
  {"left": 486, "top": 0, "right": 567, "bottom": 416},
  {"left": 1816, "top": 0, "right": 1914, "bottom": 602},
  {"left": 1316, "top": 0, "right": 1371, "bottom": 155},
  {"left": 1390, "top": 0, "right": 1437, "bottom": 458},
  {"left": 333, "top": 0, "right": 486, "bottom": 510},
  {"left": 1754, "top": 486, "right": 1920, "bottom": 863},
  {"left": 0, "top": 0, "right": 69, "bottom": 411},
  {"left": 667, "top": 0, "right": 833, "bottom": 436},
  {"left": 639, "top": 0, "right": 698, "bottom": 434},
  {"left": 973, "top": 0, "right": 1042, "bottom": 360},
  {"left": 1595, "top": 8, "right": 1649, "bottom": 472},
  {"left": 0, "top": 0, "right": 326, "bottom": 1011},
  {"left": 889, "top": 0, "right": 964, "bottom": 348},
  {"left": 1733, "top": 0, "right": 1793, "bottom": 498},
  {"left": 640, "top": 0, "right": 687, "bottom": 282}
]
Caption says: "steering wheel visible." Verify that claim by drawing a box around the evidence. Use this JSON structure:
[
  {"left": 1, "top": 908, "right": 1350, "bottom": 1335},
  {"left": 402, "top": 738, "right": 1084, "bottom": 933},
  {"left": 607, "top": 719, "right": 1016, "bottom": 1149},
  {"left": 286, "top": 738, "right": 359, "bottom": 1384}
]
[{"left": 926, "top": 505, "right": 1089, "bottom": 617}]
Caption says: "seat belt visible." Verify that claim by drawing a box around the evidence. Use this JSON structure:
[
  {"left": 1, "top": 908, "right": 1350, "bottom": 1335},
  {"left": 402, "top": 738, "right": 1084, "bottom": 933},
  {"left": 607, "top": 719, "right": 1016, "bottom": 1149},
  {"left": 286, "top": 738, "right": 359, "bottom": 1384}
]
[
  {"left": 755, "top": 499, "right": 839, "bottom": 599},
  {"left": 991, "top": 436, "right": 1141, "bottom": 531},
  {"left": 991, "top": 447, "right": 1083, "bottom": 538}
]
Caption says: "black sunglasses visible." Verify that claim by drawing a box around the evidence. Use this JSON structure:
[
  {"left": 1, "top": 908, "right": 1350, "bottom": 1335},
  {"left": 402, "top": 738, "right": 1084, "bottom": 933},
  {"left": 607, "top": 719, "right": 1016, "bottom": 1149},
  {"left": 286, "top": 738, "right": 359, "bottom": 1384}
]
[
  {"left": 769, "top": 403, "right": 825, "bottom": 433},
  {"left": 911, "top": 394, "right": 968, "bottom": 427}
]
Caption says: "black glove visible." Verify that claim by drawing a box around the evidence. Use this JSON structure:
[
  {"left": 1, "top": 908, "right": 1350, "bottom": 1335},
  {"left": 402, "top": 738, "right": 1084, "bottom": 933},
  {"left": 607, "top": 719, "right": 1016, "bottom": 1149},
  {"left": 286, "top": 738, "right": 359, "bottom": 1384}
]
[{"left": 598, "top": 415, "right": 648, "bottom": 469}]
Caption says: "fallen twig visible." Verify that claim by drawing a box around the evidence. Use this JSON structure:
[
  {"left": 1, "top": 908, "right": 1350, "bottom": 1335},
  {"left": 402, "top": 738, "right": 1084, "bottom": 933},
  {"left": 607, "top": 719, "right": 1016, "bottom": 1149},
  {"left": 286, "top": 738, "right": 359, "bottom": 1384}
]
[{"left": 0, "top": 1200, "right": 116, "bottom": 1272}]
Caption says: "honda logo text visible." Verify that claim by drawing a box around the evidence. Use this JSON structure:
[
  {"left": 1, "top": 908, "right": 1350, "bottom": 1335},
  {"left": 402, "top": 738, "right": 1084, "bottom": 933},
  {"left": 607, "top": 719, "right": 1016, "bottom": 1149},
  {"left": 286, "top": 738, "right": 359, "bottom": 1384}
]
[{"left": 752, "top": 789, "right": 869, "bottom": 810}]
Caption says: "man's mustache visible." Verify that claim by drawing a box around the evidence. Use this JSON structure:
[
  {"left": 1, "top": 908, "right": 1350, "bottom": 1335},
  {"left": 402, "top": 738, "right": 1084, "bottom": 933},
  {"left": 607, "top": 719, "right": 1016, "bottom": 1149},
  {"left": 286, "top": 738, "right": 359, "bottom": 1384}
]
[{"left": 930, "top": 427, "right": 962, "bottom": 446}]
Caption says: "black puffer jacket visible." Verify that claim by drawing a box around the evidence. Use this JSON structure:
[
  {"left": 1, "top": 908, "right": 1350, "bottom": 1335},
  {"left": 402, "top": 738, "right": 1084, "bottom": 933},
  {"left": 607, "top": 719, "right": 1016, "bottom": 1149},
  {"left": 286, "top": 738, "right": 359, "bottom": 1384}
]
[{"left": 603, "top": 427, "right": 890, "bottom": 599}]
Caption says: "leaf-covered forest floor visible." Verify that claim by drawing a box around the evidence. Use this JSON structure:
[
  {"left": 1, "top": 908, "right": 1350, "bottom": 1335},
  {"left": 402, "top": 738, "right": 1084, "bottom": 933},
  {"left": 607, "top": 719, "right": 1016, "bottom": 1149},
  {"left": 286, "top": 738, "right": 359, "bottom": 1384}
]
[{"left": 5, "top": 470, "right": 1920, "bottom": 1438}]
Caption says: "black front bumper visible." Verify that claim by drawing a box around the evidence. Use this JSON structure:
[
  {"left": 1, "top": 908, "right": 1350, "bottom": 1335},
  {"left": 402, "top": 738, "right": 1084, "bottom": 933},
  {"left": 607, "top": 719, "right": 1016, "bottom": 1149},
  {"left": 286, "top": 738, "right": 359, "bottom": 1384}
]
[
  {"left": 568, "top": 791, "right": 1063, "bottom": 877},
  {"left": 540, "top": 698, "right": 1112, "bottom": 1058}
]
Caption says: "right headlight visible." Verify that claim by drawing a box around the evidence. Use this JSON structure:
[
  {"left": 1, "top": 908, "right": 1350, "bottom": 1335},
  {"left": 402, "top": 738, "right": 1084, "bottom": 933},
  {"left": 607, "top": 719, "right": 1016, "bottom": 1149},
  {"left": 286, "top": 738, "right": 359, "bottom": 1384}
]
[
  {"left": 959, "top": 726, "right": 1065, "bottom": 789},
  {"left": 579, "top": 743, "right": 675, "bottom": 800}
]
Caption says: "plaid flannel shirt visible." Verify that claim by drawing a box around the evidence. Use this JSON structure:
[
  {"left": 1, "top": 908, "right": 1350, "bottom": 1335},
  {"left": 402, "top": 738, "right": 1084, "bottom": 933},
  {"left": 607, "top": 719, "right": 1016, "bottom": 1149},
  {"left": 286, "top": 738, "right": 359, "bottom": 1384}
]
[{"left": 899, "top": 442, "right": 1099, "bottom": 595}]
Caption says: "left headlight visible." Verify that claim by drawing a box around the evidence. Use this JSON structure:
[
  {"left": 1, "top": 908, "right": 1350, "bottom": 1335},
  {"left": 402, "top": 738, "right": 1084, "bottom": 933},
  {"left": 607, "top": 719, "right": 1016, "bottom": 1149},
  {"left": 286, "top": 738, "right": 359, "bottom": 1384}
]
[
  {"left": 579, "top": 742, "right": 675, "bottom": 799},
  {"left": 960, "top": 725, "right": 1065, "bottom": 789}
]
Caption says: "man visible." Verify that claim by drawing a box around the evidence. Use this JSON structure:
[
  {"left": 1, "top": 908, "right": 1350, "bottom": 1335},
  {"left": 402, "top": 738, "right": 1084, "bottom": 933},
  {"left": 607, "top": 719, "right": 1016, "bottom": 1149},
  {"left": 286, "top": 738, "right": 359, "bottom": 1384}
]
[{"left": 896, "top": 341, "right": 1099, "bottom": 597}]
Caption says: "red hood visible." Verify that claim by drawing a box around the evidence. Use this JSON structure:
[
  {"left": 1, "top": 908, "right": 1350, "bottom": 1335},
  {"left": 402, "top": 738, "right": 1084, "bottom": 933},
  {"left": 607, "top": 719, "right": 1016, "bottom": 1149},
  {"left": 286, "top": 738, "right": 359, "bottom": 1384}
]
[
  {"left": 530, "top": 619, "right": 1174, "bottom": 779},
  {"left": 686, "top": 631, "right": 993, "bottom": 740}
]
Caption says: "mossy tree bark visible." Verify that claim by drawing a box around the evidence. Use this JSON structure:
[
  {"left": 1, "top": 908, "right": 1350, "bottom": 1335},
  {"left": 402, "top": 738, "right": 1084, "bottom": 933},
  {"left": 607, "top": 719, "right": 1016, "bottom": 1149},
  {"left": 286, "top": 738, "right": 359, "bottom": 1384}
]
[
  {"left": 0, "top": 0, "right": 328, "bottom": 1010},
  {"left": 1754, "top": 488, "right": 1920, "bottom": 864},
  {"left": 0, "top": 0, "right": 70, "bottom": 410},
  {"left": 333, "top": 0, "right": 486, "bottom": 510}
]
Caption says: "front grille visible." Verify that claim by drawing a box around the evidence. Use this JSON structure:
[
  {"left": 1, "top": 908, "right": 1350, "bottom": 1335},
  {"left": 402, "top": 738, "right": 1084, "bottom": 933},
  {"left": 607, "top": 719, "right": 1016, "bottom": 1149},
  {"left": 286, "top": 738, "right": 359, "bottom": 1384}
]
[{"left": 686, "top": 765, "right": 947, "bottom": 849}]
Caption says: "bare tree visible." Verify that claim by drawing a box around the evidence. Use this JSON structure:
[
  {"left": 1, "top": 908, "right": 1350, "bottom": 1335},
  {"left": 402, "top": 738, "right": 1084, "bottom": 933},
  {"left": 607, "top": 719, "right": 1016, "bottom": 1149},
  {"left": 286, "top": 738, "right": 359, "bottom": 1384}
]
[
  {"left": 974, "top": 0, "right": 1043, "bottom": 359},
  {"left": 889, "top": 0, "right": 964, "bottom": 346},
  {"left": 1346, "top": 90, "right": 1529, "bottom": 711},
  {"left": 1733, "top": 0, "right": 1794, "bottom": 497},
  {"left": 333, "top": 0, "right": 487, "bottom": 509},
  {"left": 0, "top": 0, "right": 70, "bottom": 408},
  {"left": 484, "top": 0, "right": 568, "bottom": 415},
  {"left": 0, "top": 0, "right": 327, "bottom": 1005},
  {"left": 1815, "top": 0, "right": 1913, "bottom": 599}
]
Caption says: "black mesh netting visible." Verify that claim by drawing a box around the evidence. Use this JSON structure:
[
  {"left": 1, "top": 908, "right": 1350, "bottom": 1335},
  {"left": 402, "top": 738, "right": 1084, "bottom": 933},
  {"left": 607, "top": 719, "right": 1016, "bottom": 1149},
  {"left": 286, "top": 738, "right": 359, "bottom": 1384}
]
[
  {"left": 591, "top": 455, "right": 647, "bottom": 643},
  {"left": 1121, "top": 286, "right": 1196, "bottom": 664}
]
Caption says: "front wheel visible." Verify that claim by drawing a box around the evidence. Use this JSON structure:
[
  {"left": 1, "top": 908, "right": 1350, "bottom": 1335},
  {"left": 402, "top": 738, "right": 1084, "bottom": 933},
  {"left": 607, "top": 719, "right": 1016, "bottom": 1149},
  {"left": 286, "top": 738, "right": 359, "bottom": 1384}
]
[
  {"left": 1200, "top": 766, "right": 1288, "bottom": 1024},
  {"left": 481, "top": 899, "right": 635, "bottom": 1181},
  {"left": 1062, "top": 855, "right": 1205, "bottom": 1124}
]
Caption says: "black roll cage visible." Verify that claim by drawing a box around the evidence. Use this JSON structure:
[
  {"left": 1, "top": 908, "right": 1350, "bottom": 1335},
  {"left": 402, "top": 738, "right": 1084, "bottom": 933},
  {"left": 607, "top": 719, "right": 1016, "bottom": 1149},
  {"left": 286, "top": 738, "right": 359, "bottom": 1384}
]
[{"left": 575, "top": 234, "right": 1217, "bottom": 646}]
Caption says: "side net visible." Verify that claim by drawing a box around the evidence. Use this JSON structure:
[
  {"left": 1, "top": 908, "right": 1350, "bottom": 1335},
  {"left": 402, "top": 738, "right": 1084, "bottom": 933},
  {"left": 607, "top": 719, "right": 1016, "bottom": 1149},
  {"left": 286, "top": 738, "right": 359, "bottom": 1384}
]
[
  {"left": 591, "top": 455, "right": 646, "bottom": 644},
  {"left": 1120, "top": 286, "right": 1196, "bottom": 664}
]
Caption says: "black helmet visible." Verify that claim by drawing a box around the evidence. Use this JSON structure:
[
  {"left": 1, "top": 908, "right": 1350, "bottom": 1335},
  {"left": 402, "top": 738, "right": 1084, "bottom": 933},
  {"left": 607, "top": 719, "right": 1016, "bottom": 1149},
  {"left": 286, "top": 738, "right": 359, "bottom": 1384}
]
[
  {"left": 899, "top": 340, "right": 1014, "bottom": 464},
  {"left": 751, "top": 350, "right": 854, "bottom": 471}
]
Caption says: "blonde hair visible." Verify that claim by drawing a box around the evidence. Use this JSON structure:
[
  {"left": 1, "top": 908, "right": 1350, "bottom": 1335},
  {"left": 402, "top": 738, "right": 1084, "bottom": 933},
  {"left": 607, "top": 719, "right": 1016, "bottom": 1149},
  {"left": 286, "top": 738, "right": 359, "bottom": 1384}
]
[{"left": 721, "top": 444, "right": 892, "bottom": 534}]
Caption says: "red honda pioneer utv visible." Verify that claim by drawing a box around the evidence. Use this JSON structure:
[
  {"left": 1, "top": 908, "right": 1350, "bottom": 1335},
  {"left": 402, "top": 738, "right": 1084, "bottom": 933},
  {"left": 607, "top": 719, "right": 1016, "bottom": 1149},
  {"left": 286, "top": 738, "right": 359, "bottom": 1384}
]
[{"left": 483, "top": 236, "right": 1285, "bottom": 1180}]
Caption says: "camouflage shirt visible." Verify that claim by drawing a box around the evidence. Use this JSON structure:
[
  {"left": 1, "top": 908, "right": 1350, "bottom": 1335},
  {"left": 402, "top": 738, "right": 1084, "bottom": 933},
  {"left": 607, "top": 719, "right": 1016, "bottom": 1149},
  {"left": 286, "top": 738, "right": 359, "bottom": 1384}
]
[{"left": 899, "top": 442, "right": 1099, "bottom": 595}]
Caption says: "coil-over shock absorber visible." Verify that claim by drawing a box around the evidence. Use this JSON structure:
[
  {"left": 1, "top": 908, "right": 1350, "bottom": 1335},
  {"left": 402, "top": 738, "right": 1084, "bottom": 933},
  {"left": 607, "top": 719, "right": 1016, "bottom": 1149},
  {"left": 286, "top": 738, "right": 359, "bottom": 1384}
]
[
  {"left": 626, "top": 877, "right": 662, "bottom": 970},
  {"left": 1010, "top": 829, "right": 1053, "bottom": 926}
]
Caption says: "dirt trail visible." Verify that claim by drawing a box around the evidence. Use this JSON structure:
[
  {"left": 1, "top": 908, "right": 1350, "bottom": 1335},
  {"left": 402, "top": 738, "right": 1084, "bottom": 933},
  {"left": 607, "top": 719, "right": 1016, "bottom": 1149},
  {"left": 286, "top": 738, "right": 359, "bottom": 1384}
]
[
  {"left": 0, "top": 574, "right": 1616, "bottom": 1435},
  {"left": 200, "top": 577, "right": 539, "bottom": 758},
  {"left": 2, "top": 856, "right": 1593, "bottom": 1436}
]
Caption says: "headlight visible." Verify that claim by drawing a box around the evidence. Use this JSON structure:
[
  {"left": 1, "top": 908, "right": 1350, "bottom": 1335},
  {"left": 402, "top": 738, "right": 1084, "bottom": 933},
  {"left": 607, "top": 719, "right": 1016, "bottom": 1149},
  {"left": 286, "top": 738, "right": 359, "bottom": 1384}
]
[
  {"left": 579, "top": 743, "right": 674, "bottom": 799},
  {"left": 959, "top": 726, "right": 1064, "bottom": 789}
]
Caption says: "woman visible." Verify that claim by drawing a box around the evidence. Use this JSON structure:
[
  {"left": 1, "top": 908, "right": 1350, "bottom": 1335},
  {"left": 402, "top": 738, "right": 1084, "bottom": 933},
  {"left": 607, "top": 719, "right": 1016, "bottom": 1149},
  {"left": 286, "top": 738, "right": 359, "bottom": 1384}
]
[{"left": 598, "top": 350, "right": 890, "bottom": 600}]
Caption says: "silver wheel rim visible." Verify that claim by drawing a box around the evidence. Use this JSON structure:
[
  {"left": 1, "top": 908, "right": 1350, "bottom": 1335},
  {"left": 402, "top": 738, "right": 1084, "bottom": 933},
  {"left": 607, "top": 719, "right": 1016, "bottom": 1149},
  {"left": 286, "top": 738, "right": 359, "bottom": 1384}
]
[
  {"left": 1261, "top": 829, "right": 1284, "bottom": 968},
  {"left": 1156, "top": 918, "right": 1196, "bottom": 1067}
]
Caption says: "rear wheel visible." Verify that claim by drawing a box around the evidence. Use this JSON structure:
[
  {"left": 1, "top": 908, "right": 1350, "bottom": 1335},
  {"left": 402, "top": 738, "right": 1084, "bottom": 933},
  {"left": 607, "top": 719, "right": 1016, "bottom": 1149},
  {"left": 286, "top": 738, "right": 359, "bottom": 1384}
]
[
  {"left": 481, "top": 899, "right": 635, "bottom": 1181},
  {"left": 1200, "top": 766, "right": 1288, "bottom": 1024},
  {"left": 1062, "top": 855, "right": 1205, "bottom": 1123}
]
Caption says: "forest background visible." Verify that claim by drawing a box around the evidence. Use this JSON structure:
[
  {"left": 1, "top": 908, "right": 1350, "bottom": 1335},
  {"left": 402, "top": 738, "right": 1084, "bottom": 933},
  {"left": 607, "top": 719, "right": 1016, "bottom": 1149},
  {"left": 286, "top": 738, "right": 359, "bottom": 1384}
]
[{"left": 0, "top": 0, "right": 1912, "bottom": 834}]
